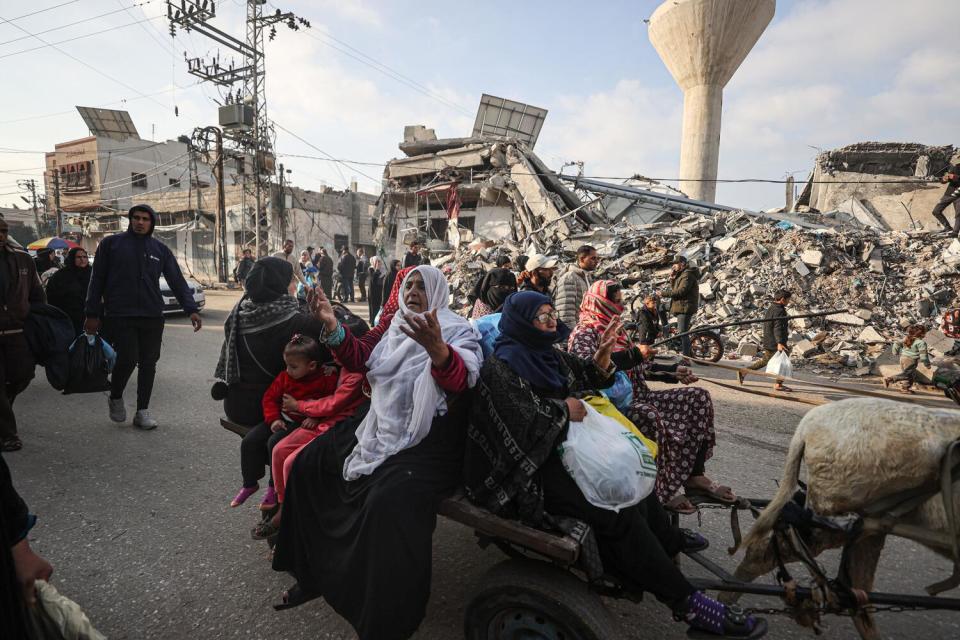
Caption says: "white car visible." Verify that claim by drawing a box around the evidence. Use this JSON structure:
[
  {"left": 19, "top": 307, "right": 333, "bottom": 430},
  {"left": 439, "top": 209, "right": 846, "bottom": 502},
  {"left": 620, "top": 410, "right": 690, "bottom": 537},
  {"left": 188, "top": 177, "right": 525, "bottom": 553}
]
[{"left": 159, "top": 275, "right": 206, "bottom": 314}]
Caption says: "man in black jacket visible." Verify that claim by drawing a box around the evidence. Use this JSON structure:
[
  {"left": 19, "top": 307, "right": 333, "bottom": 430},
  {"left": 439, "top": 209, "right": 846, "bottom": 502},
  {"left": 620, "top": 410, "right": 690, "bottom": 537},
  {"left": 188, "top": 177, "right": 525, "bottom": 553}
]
[
  {"left": 403, "top": 240, "right": 423, "bottom": 268},
  {"left": 0, "top": 219, "right": 45, "bottom": 452},
  {"left": 337, "top": 246, "right": 357, "bottom": 302},
  {"left": 745, "top": 289, "right": 791, "bottom": 391},
  {"left": 84, "top": 204, "right": 201, "bottom": 430},
  {"left": 355, "top": 248, "right": 369, "bottom": 302},
  {"left": 932, "top": 160, "right": 960, "bottom": 235},
  {"left": 234, "top": 248, "right": 255, "bottom": 283}
]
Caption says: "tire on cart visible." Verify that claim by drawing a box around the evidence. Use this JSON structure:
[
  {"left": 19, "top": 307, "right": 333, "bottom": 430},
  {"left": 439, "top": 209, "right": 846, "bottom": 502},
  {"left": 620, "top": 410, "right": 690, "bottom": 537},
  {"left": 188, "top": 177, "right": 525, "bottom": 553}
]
[
  {"left": 690, "top": 331, "right": 724, "bottom": 363},
  {"left": 464, "top": 558, "right": 623, "bottom": 640}
]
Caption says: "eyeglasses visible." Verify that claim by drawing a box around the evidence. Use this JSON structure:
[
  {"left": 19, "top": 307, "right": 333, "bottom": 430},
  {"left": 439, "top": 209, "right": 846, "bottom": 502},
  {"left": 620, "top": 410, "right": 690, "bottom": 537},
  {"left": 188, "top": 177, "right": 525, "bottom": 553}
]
[{"left": 534, "top": 310, "right": 559, "bottom": 324}]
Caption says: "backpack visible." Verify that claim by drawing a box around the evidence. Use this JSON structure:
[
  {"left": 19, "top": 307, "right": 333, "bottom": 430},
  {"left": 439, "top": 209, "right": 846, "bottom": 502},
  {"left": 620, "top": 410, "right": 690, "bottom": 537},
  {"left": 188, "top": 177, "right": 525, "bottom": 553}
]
[{"left": 23, "top": 303, "right": 75, "bottom": 390}]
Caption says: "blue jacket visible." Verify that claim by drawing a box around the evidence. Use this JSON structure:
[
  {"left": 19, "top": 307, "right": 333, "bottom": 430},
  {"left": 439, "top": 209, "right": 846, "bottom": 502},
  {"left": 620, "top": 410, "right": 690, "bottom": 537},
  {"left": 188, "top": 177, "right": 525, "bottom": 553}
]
[{"left": 85, "top": 207, "right": 198, "bottom": 318}]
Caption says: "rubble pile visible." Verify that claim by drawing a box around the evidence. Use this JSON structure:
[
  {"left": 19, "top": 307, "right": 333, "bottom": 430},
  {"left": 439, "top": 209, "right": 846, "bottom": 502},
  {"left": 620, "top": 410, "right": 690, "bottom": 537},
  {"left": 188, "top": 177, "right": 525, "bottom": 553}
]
[{"left": 445, "top": 210, "right": 960, "bottom": 379}]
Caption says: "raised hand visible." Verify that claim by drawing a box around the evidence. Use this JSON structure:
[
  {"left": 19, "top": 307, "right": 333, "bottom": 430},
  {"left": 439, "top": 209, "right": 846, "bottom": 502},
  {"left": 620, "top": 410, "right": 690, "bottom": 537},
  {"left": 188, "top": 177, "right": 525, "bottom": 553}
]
[
  {"left": 399, "top": 309, "right": 450, "bottom": 367},
  {"left": 308, "top": 287, "right": 338, "bottom": 332},
  {"left": 594, "top": 316, "right": 622, "bottom": 372}
]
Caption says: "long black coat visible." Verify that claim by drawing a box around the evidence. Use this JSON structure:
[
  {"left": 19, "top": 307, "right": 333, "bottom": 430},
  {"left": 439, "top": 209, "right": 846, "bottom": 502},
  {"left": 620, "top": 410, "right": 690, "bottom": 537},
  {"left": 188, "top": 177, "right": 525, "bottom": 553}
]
[{"left": 45, "top": 266, "right": 91, "bottom": 333}]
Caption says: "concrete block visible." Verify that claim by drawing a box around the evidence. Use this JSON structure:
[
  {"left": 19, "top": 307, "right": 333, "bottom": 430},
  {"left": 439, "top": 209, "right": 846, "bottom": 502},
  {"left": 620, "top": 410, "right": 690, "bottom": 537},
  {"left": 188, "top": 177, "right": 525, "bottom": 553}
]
[
  {"left": 944, "top": 239, "right": 960, "bottom": 266},
  {"left": 713, "top": 237, "right": 738, "bottom": 253},
  {"left": 926, "top": 329, "right": 955, "bottom": 356},
  {"left": 801, "top": 249, "right": 824, "bottom": 267},
  {"left": 827, "top": 312, "right": 866, "bottom": 326},
  {"left": 857, "top": 326, "right": 886, "bottom": 343},
  {"left": 868, "top": 248, "right": 884, "bottom": 274},
  {"left": 698, "top": 282, "right": 715, "bottom": 300},
  {"left": 749, "top": 284, "right": 766, "bottom": 297},
  {"left": 854, "top": 309, "right": 873, "bottom": 321},
  {"left": 792, "top": 340, "right": 819, "bottom": 358},
  {"left": 793, "top": 260, "right": 810, "bottom": 277}
]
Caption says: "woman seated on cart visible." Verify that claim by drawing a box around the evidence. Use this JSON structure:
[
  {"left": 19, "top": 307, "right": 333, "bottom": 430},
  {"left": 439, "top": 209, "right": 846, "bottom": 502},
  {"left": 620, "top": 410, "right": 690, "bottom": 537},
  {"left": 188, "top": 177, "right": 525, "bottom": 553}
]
[
  {"left": 569, "top": 280, "right": 734, "bottom": 514},
  {"left": 272, "top": 265, "right": 484, "bottom": 640},
  {"left": 465, "top": 290, "right": 765, "bottom": 638}
]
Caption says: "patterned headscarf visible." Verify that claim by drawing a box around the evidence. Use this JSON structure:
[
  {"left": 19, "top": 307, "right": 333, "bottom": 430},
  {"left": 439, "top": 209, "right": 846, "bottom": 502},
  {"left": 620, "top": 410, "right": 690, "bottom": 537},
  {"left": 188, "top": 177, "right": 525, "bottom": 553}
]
[
  {"left": 579, "top": 280, "right": 629, "bottom": 350},
  {"left": 377, "top": 265, "right": 415, "bottom": 326}
]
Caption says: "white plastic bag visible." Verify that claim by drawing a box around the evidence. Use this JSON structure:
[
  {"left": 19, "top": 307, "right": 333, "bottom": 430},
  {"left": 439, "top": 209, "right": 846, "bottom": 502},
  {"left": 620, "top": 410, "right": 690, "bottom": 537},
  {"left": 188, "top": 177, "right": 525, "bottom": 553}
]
[
  {"left": 765, "top": 350, "right": 793, "bottom": 379},
  {"left": 559, "top": 401, "right": 657, "bottom": 512}
]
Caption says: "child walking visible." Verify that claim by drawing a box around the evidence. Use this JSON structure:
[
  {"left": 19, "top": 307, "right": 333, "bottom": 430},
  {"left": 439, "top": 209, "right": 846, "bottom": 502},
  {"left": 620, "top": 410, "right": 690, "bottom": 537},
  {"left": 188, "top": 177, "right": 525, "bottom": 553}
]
[
  {"left": 884, "top": 325, "right": 931, "bottom": 394},
  {"left": 230, "top": 334, "right": 337, "bottom": 509}
]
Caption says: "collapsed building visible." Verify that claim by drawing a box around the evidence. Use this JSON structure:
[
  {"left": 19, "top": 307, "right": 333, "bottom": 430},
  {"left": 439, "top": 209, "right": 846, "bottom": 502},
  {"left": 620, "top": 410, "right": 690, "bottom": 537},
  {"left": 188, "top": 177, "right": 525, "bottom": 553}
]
[{"left": 373, "top": 123, "right": 959, "bottom": 384}]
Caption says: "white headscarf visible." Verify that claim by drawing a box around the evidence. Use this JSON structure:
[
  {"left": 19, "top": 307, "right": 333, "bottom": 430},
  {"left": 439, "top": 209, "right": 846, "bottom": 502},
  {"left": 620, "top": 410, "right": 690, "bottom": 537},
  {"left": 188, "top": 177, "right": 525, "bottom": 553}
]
[
  {"left": 370, "top": 255, "right": 387, "bottom": 276},
  {"left": 343, "top": 265, "right": 483, "bottom": 480}
]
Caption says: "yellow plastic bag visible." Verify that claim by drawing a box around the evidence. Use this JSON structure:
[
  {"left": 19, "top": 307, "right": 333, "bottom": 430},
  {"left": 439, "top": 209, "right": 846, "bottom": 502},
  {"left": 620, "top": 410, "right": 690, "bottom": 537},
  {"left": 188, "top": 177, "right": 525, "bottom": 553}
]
[{"left": 583, "top": 395, "right": 658, "bottom": 458}]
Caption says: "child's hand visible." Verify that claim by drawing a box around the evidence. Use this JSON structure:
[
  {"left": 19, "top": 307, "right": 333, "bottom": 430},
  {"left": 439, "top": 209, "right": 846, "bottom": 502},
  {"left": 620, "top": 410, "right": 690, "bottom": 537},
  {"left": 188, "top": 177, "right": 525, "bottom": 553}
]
[
  {"left": 281, "top": 394, "right": 299, "bottom": 413},
  {"left": 321, "top": 365, "right": 338, "bottom": 377},
  {"left": 270, "top": 420, "right": 286, "bottom": 433},
  {"left": 300, "top": 418, "right": 320, "bottom": 431}
]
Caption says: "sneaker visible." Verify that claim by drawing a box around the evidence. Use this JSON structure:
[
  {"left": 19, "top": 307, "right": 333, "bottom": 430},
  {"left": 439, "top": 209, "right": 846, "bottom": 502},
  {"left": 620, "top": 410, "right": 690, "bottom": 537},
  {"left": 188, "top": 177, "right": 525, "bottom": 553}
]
[
  {"left": 133, "top": 409, "right": 158, "bottom": 430},
  {"left": 108, "top": 396, "right": 126, "bottom": 423}
]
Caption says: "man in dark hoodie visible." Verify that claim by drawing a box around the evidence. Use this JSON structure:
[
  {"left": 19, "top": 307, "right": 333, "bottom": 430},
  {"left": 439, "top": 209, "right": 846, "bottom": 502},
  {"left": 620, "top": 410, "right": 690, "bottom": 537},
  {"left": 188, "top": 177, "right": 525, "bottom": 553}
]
[
  {"left": 0, "top": 219, "right": 45, "bottom": 452},
  {"left": 84, "top": 204, "right": 201, "bottom": 430},
  {"left": 663, "top": 255, "right": 700, "bottom": 358}
]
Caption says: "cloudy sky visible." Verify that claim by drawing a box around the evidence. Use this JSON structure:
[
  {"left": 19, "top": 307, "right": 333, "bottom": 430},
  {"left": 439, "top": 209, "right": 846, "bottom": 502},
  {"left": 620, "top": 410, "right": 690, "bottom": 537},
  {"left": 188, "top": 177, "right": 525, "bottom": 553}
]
[{"left": 1, "top": 0, "right": 957, "bottom": 211}]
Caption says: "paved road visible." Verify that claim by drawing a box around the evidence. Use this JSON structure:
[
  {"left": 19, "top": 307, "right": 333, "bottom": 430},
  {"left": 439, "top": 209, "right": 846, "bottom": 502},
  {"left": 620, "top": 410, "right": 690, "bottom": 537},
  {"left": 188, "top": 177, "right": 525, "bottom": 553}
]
[{"left": 7, "top": 290, "right": 959, "bottom": 639}]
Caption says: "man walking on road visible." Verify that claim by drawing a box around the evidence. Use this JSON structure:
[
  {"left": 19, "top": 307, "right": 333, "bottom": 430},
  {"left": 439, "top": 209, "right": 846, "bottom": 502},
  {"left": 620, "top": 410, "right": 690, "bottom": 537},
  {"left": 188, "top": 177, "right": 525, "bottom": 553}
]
[
  {"left": 553, "top": 244, "right": 598, "bottom": 328},
  {"left": 745, "top": 289, "right": 792, "bottom": 392},
  {"left": 234, "top": 248, "right": 255, "bottom": 284},
  {"left": 316, "top": 247, "right": 334, "bottom": 298},
  {"left": 272, "top": 239, "right": 307, "bottom": 287},
  {"left": 0, "top": 219, "right": 44, "bottom": 452},
  {"left": 355, "top": 248, "right": 369, "bottom": 302},
  {"left": 84, "top": 205, "right": 202, "bottom": 430},
  {"left": 663, "top": 255, "right": 700, "bottom": 358},
  {"left": 337, "top": 246, "right": 356, "bottom": 302}
]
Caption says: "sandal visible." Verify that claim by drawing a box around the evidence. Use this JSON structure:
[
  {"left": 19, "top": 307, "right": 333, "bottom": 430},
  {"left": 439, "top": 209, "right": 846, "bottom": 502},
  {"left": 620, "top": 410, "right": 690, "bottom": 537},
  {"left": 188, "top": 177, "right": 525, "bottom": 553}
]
[
  {"left": 0, "top": 436, "right": 22, "bottom": 452},
  {"left": 774, "top": 384, "right": 793, "bottom": 393},
  {"left": 666, "top": 494, "right": 698, "bottom": 515},
  {"left": 680, "top": 528, "right": 709, "bottom": 554},
  {"left": 230, "top": 484, "right": 259, "bottom": 508},
  {"left": 686, "top": 480, "right": 736, "bottom": 505},
  {"left": 679, "top": 591, "right": 768, "bottom": 638},
  {"left": 258, "top": 486, "right": 278, "bottom": 511},
  {"left": 274, "top": 583, "right": 320, "bottom": 611}
]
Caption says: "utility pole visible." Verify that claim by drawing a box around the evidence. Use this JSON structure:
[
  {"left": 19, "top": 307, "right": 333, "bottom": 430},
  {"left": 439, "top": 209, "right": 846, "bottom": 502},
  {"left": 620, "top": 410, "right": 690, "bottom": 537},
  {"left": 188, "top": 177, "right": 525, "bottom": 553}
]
[
  {"left": 52, "top": 171, "right": 62, "bottom": 236},
  {"left": 17, "top": 179, "right": 41, "bottom": 237},
  {"left": 193, "top": 126, "right": 228, "bottom": 282},
  {"left": 167, "top": 0, "right": 309, "bottom": 257}
]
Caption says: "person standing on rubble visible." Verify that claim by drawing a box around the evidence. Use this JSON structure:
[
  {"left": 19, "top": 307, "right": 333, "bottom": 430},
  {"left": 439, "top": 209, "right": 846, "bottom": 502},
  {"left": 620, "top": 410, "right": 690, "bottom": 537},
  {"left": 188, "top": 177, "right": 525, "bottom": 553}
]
[
  {"left": 743, "top": 289, "right": 792, "bottom": 392},
  {"left": 663, "top": 255, "right": 700, "bottom": 358},
  {"left": 403, "top": 240, "right": 423, "bottom": 268},
  {"left": 518, "top": 254, "right": 558, "bottom": 297},
  {"left": 316, "top": 247, "right": 334, "bottom": 298},
  {"left": 554, "top": 245, "right": 599, "bottom": 328},
  {"left": 931, "top": 158, "right": 960, "bottom": 235}
]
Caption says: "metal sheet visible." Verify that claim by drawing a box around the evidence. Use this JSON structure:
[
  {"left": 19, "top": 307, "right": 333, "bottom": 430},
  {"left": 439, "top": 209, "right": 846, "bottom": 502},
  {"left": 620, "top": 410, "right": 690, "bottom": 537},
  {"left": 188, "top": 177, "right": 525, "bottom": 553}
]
[
  {"left": 76, "top": 106, "right": 139, "bottom": 141},
  {"left": 472, "top": 94, "right": 547, "bottom": 148}
]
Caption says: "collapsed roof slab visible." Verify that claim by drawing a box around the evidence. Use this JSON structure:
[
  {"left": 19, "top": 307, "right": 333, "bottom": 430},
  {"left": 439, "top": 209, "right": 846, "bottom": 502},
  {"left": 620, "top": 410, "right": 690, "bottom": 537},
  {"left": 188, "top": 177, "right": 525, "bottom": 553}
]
[{"left": 387, "top": 144, "right": 489, "bottom": 180}]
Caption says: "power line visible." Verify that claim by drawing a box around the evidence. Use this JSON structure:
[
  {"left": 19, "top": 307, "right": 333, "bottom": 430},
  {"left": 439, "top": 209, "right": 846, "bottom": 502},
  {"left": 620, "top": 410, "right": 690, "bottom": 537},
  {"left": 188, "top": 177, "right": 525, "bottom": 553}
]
[
  {"left": 4, "top": 0, "right": 82, "bottom": 23},
  {"left": 0, "top": 13, "right": 166, "bottom": 60},
  {"left": 271, "top": 120, "right": 380, "bottom": 184},
  {"left": 0, "top": 2, "right": 156, "bottom": 47},
  {"left": 0, "top": 11, "right": 169, "bottom": 110}
]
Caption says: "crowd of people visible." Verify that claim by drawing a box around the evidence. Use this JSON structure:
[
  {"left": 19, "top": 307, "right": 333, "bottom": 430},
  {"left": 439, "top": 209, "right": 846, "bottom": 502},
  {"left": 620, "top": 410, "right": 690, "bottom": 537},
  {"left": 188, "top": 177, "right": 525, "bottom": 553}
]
[{"left": 213, "top": 232, "right": 775, "bottom": 639}]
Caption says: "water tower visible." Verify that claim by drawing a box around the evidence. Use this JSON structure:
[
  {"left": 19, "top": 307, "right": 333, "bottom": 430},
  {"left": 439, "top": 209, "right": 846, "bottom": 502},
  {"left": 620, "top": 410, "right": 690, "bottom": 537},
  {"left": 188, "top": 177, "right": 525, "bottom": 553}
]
[{"left": 649, "top": 0, "right": 775, "bottom": 202}]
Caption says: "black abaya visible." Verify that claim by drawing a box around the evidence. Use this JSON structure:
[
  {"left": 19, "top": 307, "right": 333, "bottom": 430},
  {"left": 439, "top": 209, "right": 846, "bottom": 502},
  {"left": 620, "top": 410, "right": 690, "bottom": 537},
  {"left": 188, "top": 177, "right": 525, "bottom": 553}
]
[{"left": 273, "top": 397, "right": 468, "bottom": 640}]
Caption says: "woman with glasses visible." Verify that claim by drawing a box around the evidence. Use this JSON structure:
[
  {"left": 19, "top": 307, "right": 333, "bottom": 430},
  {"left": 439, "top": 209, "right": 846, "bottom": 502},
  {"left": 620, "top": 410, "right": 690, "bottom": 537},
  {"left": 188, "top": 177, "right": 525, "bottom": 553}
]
[
  {"left": 465, "top": 290, "right": 766, "bottom": 639},
  {"left": 45, "top": 247, "right": 92, "bottom": 334}
]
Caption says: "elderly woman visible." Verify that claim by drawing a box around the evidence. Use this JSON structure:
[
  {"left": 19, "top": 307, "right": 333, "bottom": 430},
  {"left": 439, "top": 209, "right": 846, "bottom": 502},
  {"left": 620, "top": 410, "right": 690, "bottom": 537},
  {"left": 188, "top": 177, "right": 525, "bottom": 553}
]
[
  {"left": 45, "top": 247, "right": 92, "bottom": 334},
  {"left": 466, "top": 291, "right": 764, "bottom": 639},
  {"left": 569, "top": 280, "right": 733, "bottom": 514},
  {"left": 272, "top": 265, "right": 483, "bottom": 640}
]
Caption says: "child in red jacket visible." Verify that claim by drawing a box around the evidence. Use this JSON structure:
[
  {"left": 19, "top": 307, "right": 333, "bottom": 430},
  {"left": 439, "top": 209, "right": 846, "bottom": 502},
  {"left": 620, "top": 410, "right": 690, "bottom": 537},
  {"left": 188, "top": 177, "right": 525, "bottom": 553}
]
[{"left": 230, "top": 334, "right": 337, "bottom": 510}]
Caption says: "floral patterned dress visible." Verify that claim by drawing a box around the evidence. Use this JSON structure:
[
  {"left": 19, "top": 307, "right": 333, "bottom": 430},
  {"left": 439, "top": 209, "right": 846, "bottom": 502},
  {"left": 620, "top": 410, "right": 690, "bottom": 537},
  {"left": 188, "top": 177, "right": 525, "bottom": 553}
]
[{"left": 568, "top": 324, "right": 716, "bottom": 502}]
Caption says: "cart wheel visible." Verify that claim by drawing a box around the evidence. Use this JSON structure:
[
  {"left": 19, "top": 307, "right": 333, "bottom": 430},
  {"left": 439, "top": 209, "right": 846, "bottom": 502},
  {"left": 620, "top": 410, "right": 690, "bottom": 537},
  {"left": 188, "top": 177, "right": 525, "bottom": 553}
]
[
  {"left": 464, "top": 559, "right": 623, "bottom": 640},
  {"left": 691, "top": 332, "right": 724, "bottom": 363}
]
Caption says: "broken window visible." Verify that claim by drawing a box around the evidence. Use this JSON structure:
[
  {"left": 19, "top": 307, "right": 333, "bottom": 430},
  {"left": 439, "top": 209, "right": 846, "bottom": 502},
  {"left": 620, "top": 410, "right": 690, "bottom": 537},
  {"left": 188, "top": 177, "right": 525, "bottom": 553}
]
[
  {"left": 169, "top": 177, "right": 181, "bottom": 188},
  {"left": 131, "top": 172, "right": 148, "bottom": 189}
]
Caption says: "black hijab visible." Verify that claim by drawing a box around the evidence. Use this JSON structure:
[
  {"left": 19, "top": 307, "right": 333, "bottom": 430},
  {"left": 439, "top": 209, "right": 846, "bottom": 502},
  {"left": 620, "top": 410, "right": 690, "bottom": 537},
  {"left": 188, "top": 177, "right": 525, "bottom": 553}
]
[
  {"left": 64, "top": 247, "right": 88, "bottom": 271},
  {"left": 493, "top": 291, "right": 567, "bottom": 391},
  {"left": 244, "top": 257, "right": 293, "bottom": 303},
  {"left": 478, "top": 268, "right": 517, "bottom": 311}
]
